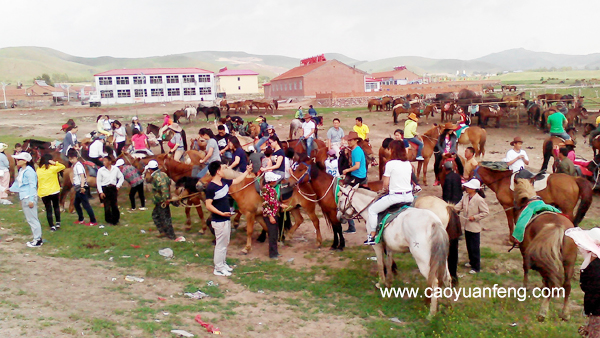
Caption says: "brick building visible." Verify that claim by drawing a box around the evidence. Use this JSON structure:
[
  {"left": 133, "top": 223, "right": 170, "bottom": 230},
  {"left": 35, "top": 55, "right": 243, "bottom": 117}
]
[
  {"left": 372, "top": 66, "right": 420, "bottom": 86},
  {"left": 265, "top": 59, "right": 368, "bottom": 99}
]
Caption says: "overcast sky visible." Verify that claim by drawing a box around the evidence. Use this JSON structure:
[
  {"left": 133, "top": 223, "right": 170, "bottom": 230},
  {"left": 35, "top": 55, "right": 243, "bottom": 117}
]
[{"left": 3, "top": 0, "right": 600, "bottom": 61}]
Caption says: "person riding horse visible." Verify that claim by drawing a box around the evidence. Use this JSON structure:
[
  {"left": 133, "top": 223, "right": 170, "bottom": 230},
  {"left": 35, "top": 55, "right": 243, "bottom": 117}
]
[{"left": 434, "top": 123, "right": 464, "bottom": 186}]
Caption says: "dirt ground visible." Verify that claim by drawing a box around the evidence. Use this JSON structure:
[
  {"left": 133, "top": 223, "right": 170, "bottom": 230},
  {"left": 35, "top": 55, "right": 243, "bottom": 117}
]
[{"left": 1, "top": 102, "right": 599, "bottom": 337}]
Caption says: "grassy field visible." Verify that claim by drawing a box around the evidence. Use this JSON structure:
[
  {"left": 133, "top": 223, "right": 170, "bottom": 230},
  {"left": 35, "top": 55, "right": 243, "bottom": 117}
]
[{"left": 491, "top": 70, "right": 600, "bottom": 85}]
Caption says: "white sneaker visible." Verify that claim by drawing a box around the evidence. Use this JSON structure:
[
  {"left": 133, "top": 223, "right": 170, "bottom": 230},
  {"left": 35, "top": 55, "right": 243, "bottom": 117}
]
[
  {"left": 224, "top": 264, "right": 234, "bottom": 272},
  {"left": 26, "top": 239, "right": 43, "bottom": 248},
  {"left": 469, "top": 269, "right": 478, "bottom": 274},
  {"left": 464, "top": 262, "right": 471, "bottom": 268},
  {"left": 0, "top": 199, "right": 12, "bottom": 205},
  {"left": 416, "top": 156, "right": 424, "bottom": 161},
  {"left": 213, "top": 269, "right": 232, "bottom": 277},
  {"left": 138, "top": 207, "right": 148, "bottom": 211}
]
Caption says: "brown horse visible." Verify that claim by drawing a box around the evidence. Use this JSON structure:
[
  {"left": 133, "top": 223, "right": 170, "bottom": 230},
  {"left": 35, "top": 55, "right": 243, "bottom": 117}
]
[
  {"left": 456, "top": 126, "right": 487, "bottom": 158},
  {"left": 474, "top": 166, "right": 593, "bottom": 243},
  {"left": 483, "top": 85, "right": 494, "bottom": 93},
  {"left": 392, "top": 105, "right": 420, "bottom": 125},
  {"left": 368, "top": 99, "right": 384, "bottom": 112},
  {"left": 502, "top": 92, "right": 525, "bottom": 109},
  {"left": 146, "top": 123, "right": 166, "bottom": 154},
  {"left": 172, "top": 108, "right": 189, "bottom": 124},
  {"left": 502, "top": 85, "right": 517, "bottom": 92},
  {"left": 513, "top": 179, "right": 577, "bottom": 322},
  {"left": 289, "top": 162, "right": 346, "bottom": 250},
  {"left": 582, "top": 123, "right": 600, "bottom": 156},
  {"left": 172, "top": 176, "right": 206, "bottom": 232},
  {"left": 253, "top": 101, "right": 273, "bottom": 112},
  {"left": 540, "top": 128, "right": 578, "bottom": 172},
  {"left": 381, "top": 96, "right": 394, "bottom": 111},
  {"left": 440, "top": 102, "right": 457, "bottom": 122},
  {"left": 565, "top": 107, "right": 588, "bottom": 127},
  {"left": 538, "top": 93, "right": 562, "bottom": 107},
  {"left": 478, "top": 104, "right": 506, "bottom": 128},
  {"left": 272, "top": 99, "right": 278, "bottom": 110}
]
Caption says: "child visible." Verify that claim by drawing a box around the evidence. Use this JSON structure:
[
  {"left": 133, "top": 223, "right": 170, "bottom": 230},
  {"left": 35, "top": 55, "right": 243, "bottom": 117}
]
[
  {"left": 261, "top": 147, "right": 273, "bottom": 169},
  {"left": 13, "top": 143, "right": 22, "bottom": 156},
  {"left": 68, "top": 149, "right": 97, "bottom": 226},
  {"left": 454, "top": 179, "right": 489, "bottom": 274},
  {"left": 324, "top": 149, "right": 339, "bottom": 177}
]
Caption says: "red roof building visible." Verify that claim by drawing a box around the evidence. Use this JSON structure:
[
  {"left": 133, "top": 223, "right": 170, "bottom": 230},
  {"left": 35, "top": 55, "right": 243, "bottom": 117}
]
[
  {"left": 372, "top": 67, "right": 420, "bottom": 85},
  {"left": 265, "top": 59, "right": 368, "bottom": 99}
]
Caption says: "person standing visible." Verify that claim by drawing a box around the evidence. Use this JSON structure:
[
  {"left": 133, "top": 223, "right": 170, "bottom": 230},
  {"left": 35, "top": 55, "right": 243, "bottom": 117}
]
[
  {"left": 96, "top": 156, "right": 124, "bottom": 226},
  {"left": 205, "top": 161, "right": 252, "bottom": 276},
  {"left": 88, "top": 135, "right": 108, "bottom": 168},
  {"left": 226, "top": 137, "right": 248, "bottom": 172},
  {"left": 68, "top": 149, "right": 97, "bottom": 226},
  {"left": 0, "top": 143, "right": 11, "bottom": 205},
  {"left": 454, "top": 179, "right": 489, "bottom": 274},
  {"left": 442, "top": 161, "right": 463, "bottom": 205},
  {"left": 365, "top": 141, "right": 414, "bottom": 245},
  {"left": 547, "top": 110, "right": 571, "bottom": 140},
  {"left": 144, "top": 160, "right": 177, "bottom": 240},
  {"left": 37, "top": 154, "right": 65, "bottom": 231},
  {"left": 341, "top": 131, "right": 367, "bottom": 186},
  {"left": 353, "top": 117, "right": 369, "bottom": 141},
  {"left": 262, "top": 171, "right": 284, "bottom": 259},
  {"left": 403, "top": 113, "right": 424, "bottom": 161},
  {"left": 197, "top": 128, "right": 221, "bottom": 178},
  {"left": 247, "top": 145, "right": 265, "bottom": 174},
  {"left": 301, "top": 114, "right": 316, "bottom": 156},
  {"left": 463, "top": 147, "right": 478, "bottom": 181},
  {"left": 9, "top": 152, "right": 43, "bottom": 248},
  {"left": 326, "top": 118, "right": 344, "bottom": 155},
  {"left": 115, "top": 159, "right": 146, "bottom": 211},
  {"left": 112, "top": 120, "right": 127, "bottom": 156},
  {"left": 61, "top": 125, "right": 79, "bottom": 163},
  {"left": 504, "top": 137, "right": 529, "bottom": 172},
  {"left": 215, "top": 125, "right": 231, "bottom": 162}
]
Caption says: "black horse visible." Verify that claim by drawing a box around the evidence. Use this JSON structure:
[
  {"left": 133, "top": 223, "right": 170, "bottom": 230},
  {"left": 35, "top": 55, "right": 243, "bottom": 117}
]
[{"left": 197, "top": 106, "right": 221, "bottom": 121}]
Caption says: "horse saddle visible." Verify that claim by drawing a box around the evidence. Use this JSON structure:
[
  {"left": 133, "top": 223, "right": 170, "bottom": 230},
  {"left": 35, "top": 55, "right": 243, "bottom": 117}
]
[
  {"left": 82, "top": 161, "right": 98, "bottom": 177},
  {"left": 479, "top": 161, "right": 509, "bottom": 171},
  {"left": 375, "top": 204, "right": 411, "bottom": 243},
  {"left": 455, "top": 126, "right": 468, "bottom": 139},
  {"left": 510, "top": 170, "right": 549, "bottom": 192},
  {"left": 489, "top": 105, "right": 500, "bottom": 115},
  {"left": 131, "top": 152, "right": 147, "bottom": 159}
]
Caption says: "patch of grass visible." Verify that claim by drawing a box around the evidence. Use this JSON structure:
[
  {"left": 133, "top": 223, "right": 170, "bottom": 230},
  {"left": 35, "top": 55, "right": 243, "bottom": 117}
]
[
  {"left": 60, "top": 327, "right": 77, "bottom": 335},
  {"left": 89, "top": 318, "right": 120, "bottom": 337}
]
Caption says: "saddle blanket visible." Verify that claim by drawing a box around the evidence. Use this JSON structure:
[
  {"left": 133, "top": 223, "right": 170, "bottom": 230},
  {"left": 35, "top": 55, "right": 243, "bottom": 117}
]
[
  {"left": 375, "top": 205, "right": 411, "bottom": 244},
  {"left": 456, "top": 126, "right": 468, "bottom": 139},
  {"left": 512, "top": 200, "right": 561, "bottom": 242},
  {"left": 510, "top": 172, "right": 549, "bottom": 191}
]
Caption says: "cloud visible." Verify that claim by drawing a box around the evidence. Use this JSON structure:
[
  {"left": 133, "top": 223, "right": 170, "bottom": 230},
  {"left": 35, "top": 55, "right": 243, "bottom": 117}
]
[{"left": 1, "top": 0, "right": 600, "bottom": 60}]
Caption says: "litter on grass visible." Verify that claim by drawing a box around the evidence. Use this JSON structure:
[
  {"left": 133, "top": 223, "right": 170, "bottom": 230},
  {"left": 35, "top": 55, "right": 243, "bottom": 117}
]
[
  {"left": 184, "top": 290, "right": 209, "bottom": 299},
  {"left": 125, "top": 276, "right": 144, "bottom": 282},
  {"left": 170, "top": 329, "right": 194, "bottom": 337},
  {"left": 159, "top": 248, "right": 174, "bottom": 258}
]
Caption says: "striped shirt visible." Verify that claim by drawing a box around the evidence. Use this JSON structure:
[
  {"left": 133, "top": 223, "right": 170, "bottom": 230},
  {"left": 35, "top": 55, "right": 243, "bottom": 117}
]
[{"left": 118, "top": 164, "right": 144, "bottom": 187}]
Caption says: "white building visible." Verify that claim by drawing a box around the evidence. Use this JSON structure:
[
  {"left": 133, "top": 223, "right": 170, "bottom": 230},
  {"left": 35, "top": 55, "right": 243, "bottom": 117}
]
[{"left": 93, "top": 68, "right": 215, "bottom": 105}]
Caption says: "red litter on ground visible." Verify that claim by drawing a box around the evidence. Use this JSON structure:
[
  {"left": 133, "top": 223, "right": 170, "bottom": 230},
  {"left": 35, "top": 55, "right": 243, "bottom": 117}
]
[
  {"left": 131, "top": 244, "right": 141, "bottom": 249},
  {"left": 195, "top": 314, "right": 220, "bottom": 334},
  {"left": 158, "top": 297, "right": 167, "bottom": 301}
]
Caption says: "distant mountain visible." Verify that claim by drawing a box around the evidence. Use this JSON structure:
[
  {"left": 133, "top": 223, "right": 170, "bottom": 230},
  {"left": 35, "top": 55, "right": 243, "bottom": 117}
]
[
  {"left": 474, "top": 48, "right": 600, "bottom": 71},
  {"left": 2, "top": 46, "right": 600, "bottom": 85}
]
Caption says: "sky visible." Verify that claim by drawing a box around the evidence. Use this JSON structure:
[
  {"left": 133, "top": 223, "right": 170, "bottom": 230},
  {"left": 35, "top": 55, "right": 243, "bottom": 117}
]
[{"left": 2, "top": 0, "right": 600, "bottom": 61}]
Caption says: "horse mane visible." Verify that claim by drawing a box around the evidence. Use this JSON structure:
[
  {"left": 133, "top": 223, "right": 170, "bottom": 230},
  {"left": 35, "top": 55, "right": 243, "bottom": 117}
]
[
  {"left": 424, "top": 125, "right": 441, "bottom": 138},
  {"left": 175, "top": 176, "right": 200, "bottom": 192},
  {"left": 514, "top": 178, "right": 536, "bottom": 203},
  {"left": 357, "top": 187, "right": 378, "bottom": 197}
]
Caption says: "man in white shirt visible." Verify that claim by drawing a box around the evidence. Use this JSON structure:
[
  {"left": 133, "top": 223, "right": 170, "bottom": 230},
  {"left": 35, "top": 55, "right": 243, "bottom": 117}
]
[
  {"left": 326, "top": 118, "right": 344, "bottom": 155},
  {"left": 96, "top": 156, "right": 124, "bottom": 225},
  {"left": 302, "top": 114, "right": 316, "bottom": 156},
  {"left": 504, "top": 137, "right": 529, "bottom": 172},
  {"left": 88, "top": 135, "right": 108, "bottom": 167}
]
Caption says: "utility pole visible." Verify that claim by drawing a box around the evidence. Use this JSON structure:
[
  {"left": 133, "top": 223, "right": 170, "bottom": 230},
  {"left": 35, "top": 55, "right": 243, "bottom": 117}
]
[{"left": 1, "top": 82, "right": 10, "bottom": 108}]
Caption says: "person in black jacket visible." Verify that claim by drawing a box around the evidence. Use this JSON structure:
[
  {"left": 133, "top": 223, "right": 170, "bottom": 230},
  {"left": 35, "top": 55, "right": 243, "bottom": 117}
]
[
  {"left": 434, "top": 123, "right": 463, "bottom": 186},
  {"left": 442, "top": 161, "right": 463, "bottom": 204}
]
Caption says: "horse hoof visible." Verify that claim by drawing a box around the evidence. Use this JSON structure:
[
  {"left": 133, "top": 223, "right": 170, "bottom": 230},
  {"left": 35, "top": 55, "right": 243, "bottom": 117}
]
[
  {"left": 560, "top": 314, "right": 570, "bottom": 322},
  {"left": 536, "top": 315, "right": 545, "bottom": 322},
  {"left": 241, "top": 248, "right": 249, "bottom": 255}
]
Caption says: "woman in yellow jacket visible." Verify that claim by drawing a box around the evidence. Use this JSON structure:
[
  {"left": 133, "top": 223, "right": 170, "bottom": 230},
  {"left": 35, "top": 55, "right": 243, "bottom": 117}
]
[{"left": 37, "top": 154, "right": 65, "bottom": 231}]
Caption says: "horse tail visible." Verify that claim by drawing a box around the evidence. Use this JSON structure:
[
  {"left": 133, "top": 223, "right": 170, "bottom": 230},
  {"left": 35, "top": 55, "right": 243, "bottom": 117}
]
[
  {"left": 173, "top": 112, "right": 178, "bottom": 124},
  {"left": 526, "top": 223, "right": 564, "bottom": 288},
  {"left": 540, "top": 139, "right": 553, "bottom": 172},
  {"left": 181, "top": 129, "right": 188, "bottom": 151},
  {"left": 368, "top": 102, "right": 373, "bottom": 111},
  {"left": 428, "top": 222, "right": 450, "bottom": 288},
  {"left": 573, "top": 177, "right": 593, "bottom": 226}
]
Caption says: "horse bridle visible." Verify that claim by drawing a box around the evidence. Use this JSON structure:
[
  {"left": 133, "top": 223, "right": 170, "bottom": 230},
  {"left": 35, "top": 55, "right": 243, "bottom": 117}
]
[{"left": 337, "top": 186, "right": 383, "bottom": 221}]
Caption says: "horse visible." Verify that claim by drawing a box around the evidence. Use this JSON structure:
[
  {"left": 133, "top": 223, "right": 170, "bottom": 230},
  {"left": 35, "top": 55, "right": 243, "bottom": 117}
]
[
  {"left": 392, "top": 105, "right": 420, "bottom": 125},
  {"left": 381, "top": 96, "right": 394, "bottom": 111},
  {"left": 538, "top": 93, "right": 562, "bottom": 107},
  {"left": 59, "top": 164, "right": 97, "bottom": 213},
  {"left": 173, "top": 177, "right": 206, "bottom": 232},
  {"left": 21, "top": 139, "right": 66, "bottom": 166},
  {"left": 582, "top": 123, "right": 600, "bottom": 156},
  {"left": 513, "top": 179, "right": 577, "bottom": 322},
  {"left": 337, "top": 184, "right": 451, "bottom": 318},
  {"left": 243, "top": 100, "right": 254, "bottom": 113},
  {"left": 474, "top": 166, "right": 593, "bottom": 243},
  {"left": 540, "top": 127, "right": 578, "bottom": 172},
  {"left": 172, "top": 109, "right": 187, "bottom": 124},
  {"left": 272, "top": 99, "right": 279, "bottom": 110},
  {"left": 197, "top": 106, "right": 221, "bottom": 121},
  {"left": 565, "top": 107, "right": 588, "bottom": 127},
  {"left": 502, "top": 92, "right": 525, "bottom": 109},
  {"left": 146, "top": 124, "right": 166, "bottom": 154},
  {"left": 502, "top": 85, "right": 517, "bottom": 92},
  {"left": 253, "top": 101, "right": 273, "bottom": 112},
  {"left": 483, "top": 85, "right": 494, "bottom": 93},
  {"left": 440, "top": 102, "right": 457, "bottom": 122},
  {"left": 526, "top": 101, "right": 542, "bottom": 127},
  {"left": 477, "top": 104, "right": 506, "bottom": 128},
  {"left": 367, "top": 99, "right": 384, "bottom": 112},
  {"left": 289, "top": 119, "right": 303, "bottom": 139}
]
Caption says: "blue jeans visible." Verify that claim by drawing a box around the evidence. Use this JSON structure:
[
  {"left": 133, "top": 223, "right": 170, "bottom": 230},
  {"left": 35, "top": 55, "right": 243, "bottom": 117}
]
[
  {"left": 404, "top": 137, "right": 424, "bottom": 157},
  {"left": 197, "top": 165, "right": 209, "bottom": 178},
  {"left": 306, "top": 136, "right": 314, "bottom": 156},
  {"left": 551, "top": 132, "right": 571, "bottom": 140},
  {"left": 256, "top": 136, "right": 269, "bottom": 152}
]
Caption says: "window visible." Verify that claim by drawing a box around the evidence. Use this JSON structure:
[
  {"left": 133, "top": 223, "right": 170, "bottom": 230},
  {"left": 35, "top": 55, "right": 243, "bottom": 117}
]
[
  {"left": 151, "top": 88, "right": 164, "bottom": 96},
  {"left": 182, "top": 75, "right": 195, "bottom": 83},
  {"left": 166, "top": 75, "right": 179, "bottom": 84},
  {"left": 238, "top": 86, "right": 241, "bottom": 90},
  {"left": 299, "top": 81, "right": 302, "bottom": 89},
  {"left": 134, "top": 89, "right": 147, "bottom": 97},
  {"left": 99, "top": 77, "right": 112, "bottom": 85},
  {"left": 117, "top": 89, "right": 131, "bottom": 98},
  {"left": 133, "top": 76, "right": 146, "bottom": 84},
  {"left": 150, "top": 76, "right": 163, "bottom": 84},
  {"left": 184, "top": 88, "right": 196, "bottom": 96},
  {"left": 294, "top": 82, "right": 297, "bottom": 90},
  {"left": 237, "top": 77, "right": 240, "bottom": 81},
  {"left": 100, "top": 90, "right": 113, "bottom": 98},
  {"left": 167, "top": 88, "right": 180, "bottom": 96},
  {"left": 116, "top": 77, "right": 129, "bottom": 85},
  {"left": 285, "top": 84, "right": 288, "bottom": 91},
  {"left": 199, "top": 87, "right": 211, "bottom": 95},
  {"left": 198, "top": 75, "right": 210, "bottom": 83}
]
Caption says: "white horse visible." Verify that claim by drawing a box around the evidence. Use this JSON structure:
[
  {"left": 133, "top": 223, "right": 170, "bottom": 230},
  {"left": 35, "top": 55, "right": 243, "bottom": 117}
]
[
  {"left": 337, "top": 185, "right": 451, "bottom": 318},
  {"left": 289, "top": 119, "right": 303, "bottom": 139},
  {"left": 185, "top": 105, "right": 197, "bottom": 119}
]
